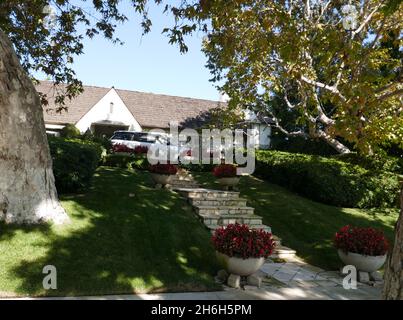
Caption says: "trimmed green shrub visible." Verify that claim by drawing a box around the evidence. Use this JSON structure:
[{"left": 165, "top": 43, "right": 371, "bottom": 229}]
[
  {"left": 60, "top": 124, "right": 81, "bottom": 139},
  {"left": 102, "top": 153, "right": 149, "bottom": 170},
  {"left": 81, "top": 130, "right": 113, "bottom": 152},
  {"left": 132, "top": 157, "right": 149, "bottom": 171},
  {"left": 255, "top": 150, "right": 400, "bottom": 208},
  {"left": 333, "top": 152, "right": 403, "bottom": 175},
  {"left": 102, "top": 153, "right": 135, "bottom": 169},
  {"left": 49, "top": 137, "right": 104, "bottom": 193}
]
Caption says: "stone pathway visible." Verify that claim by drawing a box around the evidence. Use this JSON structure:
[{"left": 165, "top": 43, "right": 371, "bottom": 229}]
[
  {"left": 249, "top": 257, "right": 382, "bottom": 299},
  {"left": 5, "top": 258, "right": 382, "bottom": 300}
]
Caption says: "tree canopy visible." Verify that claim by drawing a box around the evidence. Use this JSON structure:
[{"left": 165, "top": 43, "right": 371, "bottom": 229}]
[
  {"left": 1, "top": 0, "right": 402, "bottom": 153},
  {"left": 198, "top": 0, "right": 402, "bottom": 153}
]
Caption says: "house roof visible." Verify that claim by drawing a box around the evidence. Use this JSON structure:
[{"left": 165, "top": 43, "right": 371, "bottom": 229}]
[
  {"left": 37, "top": 81, "right": 224, "bottom": 129},
  {"left": 37, "top": 81, "right": 110, "bottom": 125}
]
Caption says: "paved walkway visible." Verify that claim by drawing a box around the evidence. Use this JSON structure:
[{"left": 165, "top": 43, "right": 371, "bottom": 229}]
[{"left": 4, "top": 258, "right": 382, "bottom": 300}]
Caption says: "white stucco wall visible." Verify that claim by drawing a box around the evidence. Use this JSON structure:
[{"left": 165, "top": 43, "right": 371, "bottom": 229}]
[
  {"left": 75, "top": 88, "right": 142, "bottom": 133},
  {"left": 244, "top": 110, "right": 271, "bottom": 149},
  {"left": 259, "top": 124, "right": 271, "bottom": 149}
]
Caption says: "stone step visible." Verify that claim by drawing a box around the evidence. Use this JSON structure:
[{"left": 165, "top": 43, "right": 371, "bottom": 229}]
[
  {"left": 190, "top": 198, "right": 248, "bottom": 207},
  {"left": 195, "top": 205, "right": 254, "bottom": 216},
  {"left": 199, "top": 213, "right": 263, "bottom": 226},
  {"left": 272, "top": 235, "right": 282, "bottom": 246},
  {"left": 177, "top": 188, "right": 240, "bottom": 199},
  {"left": 270, "top": 245, "right": 296, "bottom": 260},
  {"left": 207, "top": 223, "right": 272, "bottom": 234},
  {"left": 169, "top": 176, "right": 195, "bottom": 182},
  {"left": 169, "top": 181, "right": 199, "bottom": 187}
]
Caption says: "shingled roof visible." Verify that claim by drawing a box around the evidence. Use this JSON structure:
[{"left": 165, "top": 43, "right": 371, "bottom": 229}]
[{"left": 37, "top": 81, "right": 224, "bottom": 128}]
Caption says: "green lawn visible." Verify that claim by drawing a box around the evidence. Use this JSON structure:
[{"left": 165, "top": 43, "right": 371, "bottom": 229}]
[
  {"left": 0, "top": 167, "right": 220, "bottom": 297},
  {"left": 193, "top": 172, "right": 398, "bottom": 270}
]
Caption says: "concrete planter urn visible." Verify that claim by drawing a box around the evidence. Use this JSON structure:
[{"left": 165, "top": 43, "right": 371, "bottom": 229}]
[
  {"left": 338, "top": 250, "right": 387, "bottom": 273},
  {"left": 217, "top": 177, "right": 240, "bottom": 188},
  {"left": 216, "top": 251, "right": 265, "bottom": 276},
  {"left": 150, "top": 173, "right": 173, "bottom": 186}
]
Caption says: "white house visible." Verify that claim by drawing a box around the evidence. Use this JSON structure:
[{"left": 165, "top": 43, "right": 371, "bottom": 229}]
[{"left": 38, "top": 81, "right": 271, "bottom": 149}]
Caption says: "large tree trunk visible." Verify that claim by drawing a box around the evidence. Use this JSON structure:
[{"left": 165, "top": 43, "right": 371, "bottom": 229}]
[
  {"left": 0, "top": 30, "right": 69, "bottom": 224},
  {"left": 382, "top": 180, "right": 403, "bottom": 300},
  {"left": 316, "top": 129, "right": 351, "bottom": 154}
]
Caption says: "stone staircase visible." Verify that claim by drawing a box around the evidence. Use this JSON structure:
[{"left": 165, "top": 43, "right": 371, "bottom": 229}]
[
  {"left": 167, "top": 170, "right": 296, "bottom": 260},
  {"left": 176, "top": 188, "right": 271, "bottom": 233},
  {"left": 165, "top": 169, "right": 200, "bottom": 189}
]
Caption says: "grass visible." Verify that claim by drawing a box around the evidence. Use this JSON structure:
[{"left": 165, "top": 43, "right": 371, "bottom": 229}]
[
  {"left": 0, "top": 167, "right": 220, "bottom": 297},
  {"left": 193, "top": 172, "right": 398, "bottom": 270}
]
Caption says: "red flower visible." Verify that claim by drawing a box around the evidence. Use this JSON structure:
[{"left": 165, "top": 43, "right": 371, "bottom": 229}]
[
  {"left": 149, "top": 163, "right": 178, "bottom": 175},
  {"left": 134, "top": 145, "right": 149, "bottom": 154},
  {"left": 334, "top": 225, "right": 389, "bottom": 256},
  {"left": 212, "top": 223, "right": 275, "bottom": 259},
  {"left": 213, "top": 164, "right": 237, "bottom": 178},
  {"left": 112, "top": 143, "right": 134, "bottom": 153}
]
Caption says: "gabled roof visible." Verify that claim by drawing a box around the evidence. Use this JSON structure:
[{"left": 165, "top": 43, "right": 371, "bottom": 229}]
[
  {"left": 37, "top": 81, "right": 224, "bottom": 128},
  {"left": 37, "top": 81, "right": 110, "bottom": 125}
]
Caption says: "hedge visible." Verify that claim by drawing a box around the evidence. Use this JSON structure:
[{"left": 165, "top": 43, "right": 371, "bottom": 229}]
[
  {"left": 102, "top": 153, "right": 149, "bottom": 170},
  {"left": 333, "top": 153, "right": 403, "bottom": 175},
  {"left": 254, "top": 150, "right": 400, "bottom": 208},
  {"left": 49, "top": 137, "right": 104, "bottom": 193}
]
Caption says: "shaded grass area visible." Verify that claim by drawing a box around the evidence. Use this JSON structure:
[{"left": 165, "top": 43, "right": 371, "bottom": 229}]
[
  {"left": 0, "top": 167, "right": 220, "bottom": 297},
  {"left": 194, "top": 172, "right": 398, "bottom": 270}
]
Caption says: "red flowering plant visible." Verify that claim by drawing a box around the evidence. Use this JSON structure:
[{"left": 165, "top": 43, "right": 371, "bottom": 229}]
[
  {"left": 212, "top": 164, "right": 237, "bottom": 178},
  {"left": 112, "top": 143, "right": 134, "bottom": 154},
  {"left": 212, "top": 223, "right": 275, "bottom": 259},
  {"left": 134, "top": 145, "right": 149, "bottom": 155},
  {"left": 149, "top": 163, "right": 178, "bottom": 175},
  {"left": 334, "top": 225, "right": 389, "bottom": 256}
]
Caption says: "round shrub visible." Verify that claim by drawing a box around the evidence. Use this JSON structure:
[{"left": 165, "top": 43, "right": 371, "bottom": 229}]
[
  {"left": 60, "top": 124, "right": 81, "bottom": 139},
  {"left": 49, "top": 137, "right": 103, "bottom": 193}
]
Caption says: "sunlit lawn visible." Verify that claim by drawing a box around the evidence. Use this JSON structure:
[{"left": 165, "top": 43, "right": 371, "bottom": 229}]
[
  {"left": 194, "top": 172, "right": 398, "bottom": 270},
  {"left": 0, "top": 167, "right": 220, "bottom": 297}
]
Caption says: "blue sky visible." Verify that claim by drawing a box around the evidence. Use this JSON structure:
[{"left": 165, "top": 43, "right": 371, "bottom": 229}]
[{"left": 38, "top": 2, "right": 220, "bottom": 101}]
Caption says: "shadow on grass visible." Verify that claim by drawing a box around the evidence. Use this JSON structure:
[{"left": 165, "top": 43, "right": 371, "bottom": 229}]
[
  {"left": 194, "top": 172, "right": 398, "bottom": 270},
  {"left": 4, "top": 167, "right": 220, "bottom": 297}
]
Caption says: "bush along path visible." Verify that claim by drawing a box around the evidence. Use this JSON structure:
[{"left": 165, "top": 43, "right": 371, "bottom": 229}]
[{"left": 169, "top": 170, "right": 296, "bottom": 260}]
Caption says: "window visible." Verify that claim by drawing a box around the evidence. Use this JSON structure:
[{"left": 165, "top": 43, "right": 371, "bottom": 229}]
[{"left": 111, "top": 132, "right": 134, "bottom": 141}]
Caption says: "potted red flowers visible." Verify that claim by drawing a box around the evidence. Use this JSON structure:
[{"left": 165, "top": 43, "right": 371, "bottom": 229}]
[
  {"left": 212, "top": 164, "right": 239, "bottom": 190},
  {"left": 212, "top": 223, "right": 275, "bottom": 276},
  {"left": 334, "top": 225, "right": 389, "bottom": 272},
  {"left": 149, "top": 163, "right": 178, "bottom": 187}
]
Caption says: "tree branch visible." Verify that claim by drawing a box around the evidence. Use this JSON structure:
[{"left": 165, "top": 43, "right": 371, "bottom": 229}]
[
  {"left": 265, "top": 112, "right": 308, "bottom": 138},
  {"left": 312, "top": 91, "right": 336, "bottom": 126},
  {"left": 377, "top": 88, "right": 403, "bottom": 101},
  {"left": 352, "top": 1, "right": 385, "bottom": 39},
  {"left": 300, "top": 75, "right": 347, "bottom": 102}
]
